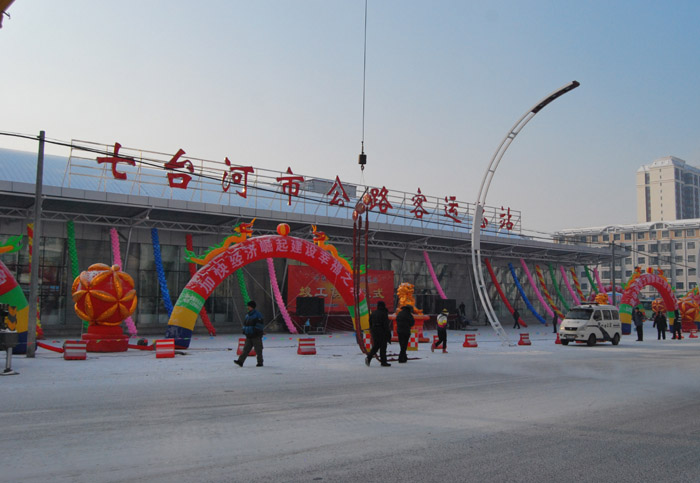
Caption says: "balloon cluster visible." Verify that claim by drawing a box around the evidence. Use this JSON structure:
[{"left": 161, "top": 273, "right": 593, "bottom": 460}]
[{"left": 151, "top": 228, "right": 174, "bottom": 316}]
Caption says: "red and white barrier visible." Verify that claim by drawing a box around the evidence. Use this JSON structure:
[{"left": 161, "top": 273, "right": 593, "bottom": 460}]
[
  {"left": 297, "top": 338, "right": 317, "bottom": 355},
  {"left": 363, "top": 332, "right": 373, "bottom": 352},
  {"left": 155, "top": 339, "right": 175, "bottom": 358},
  {"left": 63, "top": 340, "right": 87, "bottom": 360},
  {"left": 407, "top": 331, "right": 419, "bottom": 351},
  {"left": 518, "top": 333, "right": 532, "bottom": 346},
  {"left": 462, "top": 333, "right": 478, "bottom": 348}
]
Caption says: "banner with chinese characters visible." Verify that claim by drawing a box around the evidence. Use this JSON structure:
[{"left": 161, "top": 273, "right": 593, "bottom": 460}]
[{"left": 288, "top": 265, "right": 395, "bottom": 313}]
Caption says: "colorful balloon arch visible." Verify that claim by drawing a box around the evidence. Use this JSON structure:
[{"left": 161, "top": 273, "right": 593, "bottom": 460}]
[
  {"left": 165, "top": 234, "right": 369, "bottom": 349},
  {"left": 0, "top": 259, "right": 29, "bottom": 354},
  {"left": 619, "top": 268, "right": 677, "bottom": 335}
]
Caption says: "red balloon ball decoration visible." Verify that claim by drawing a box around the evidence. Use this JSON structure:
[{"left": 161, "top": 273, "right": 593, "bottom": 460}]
[
  {"left": 72, "top": 263, "right": 137, "bottom": 326},
  {"left": 277, "top": 223, "right": 290, "bottom": 236}
]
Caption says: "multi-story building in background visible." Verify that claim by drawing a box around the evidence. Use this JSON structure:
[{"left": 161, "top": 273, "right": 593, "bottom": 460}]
[
  {"left": 555, "top": 220, "right": 700, "bottom": 300},
  {"left": 637, "top": 156, "right": 700, "bottom": 223}
]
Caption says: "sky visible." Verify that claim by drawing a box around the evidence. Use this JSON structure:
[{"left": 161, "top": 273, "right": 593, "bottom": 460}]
[{"left": 2, "top": 0, "right": 700, "bottom": 235}]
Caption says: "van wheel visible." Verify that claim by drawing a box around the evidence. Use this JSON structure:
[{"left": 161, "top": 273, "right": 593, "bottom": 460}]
[
  {"left": 561, "top": 340, "right": 569, "bottom": 345},
  {"left": 587, "top": 334, "right": 597, "bottom": 346},
  {"left": 612, "top": 333, "right": 620, "bottom": 345}
]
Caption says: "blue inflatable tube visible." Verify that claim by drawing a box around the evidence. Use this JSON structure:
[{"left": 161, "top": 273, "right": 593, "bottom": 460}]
[{"left": 508, "top": 262, "right": 547, "bottom": 325}]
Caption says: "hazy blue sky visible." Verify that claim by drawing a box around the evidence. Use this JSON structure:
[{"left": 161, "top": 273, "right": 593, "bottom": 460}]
[{"left": 2, "top": 1, "right": 700, "bottom": 234}]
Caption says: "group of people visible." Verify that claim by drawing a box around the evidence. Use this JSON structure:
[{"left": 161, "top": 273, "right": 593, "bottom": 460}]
[{"left": 633, "top": 306, "right": 683, "bottom": 341}]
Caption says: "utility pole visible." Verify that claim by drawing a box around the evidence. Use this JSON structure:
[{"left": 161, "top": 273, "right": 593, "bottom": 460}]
[
  {"left": 610, "top": 241, "right": 616, "bottom": 306},
  {"left": 27, "top": 131, "right": 45, "bottom": 358}
]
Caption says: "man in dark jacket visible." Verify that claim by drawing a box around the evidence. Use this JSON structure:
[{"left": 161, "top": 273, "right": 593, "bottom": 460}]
[
  {"left": 633, "top": 307, "right": 644, "bottom": 341},
  {"left": 396, "top": 305, "right": 415, "bottom": 363},
  {"left": 366, "top": 300, "right": 391, "bottom": 367},
  {"left": 653, "top": 309, "right": 667, "bottom": 340},
  {"left": 234, "top": 300, "right": 265, "bottom": 367}
]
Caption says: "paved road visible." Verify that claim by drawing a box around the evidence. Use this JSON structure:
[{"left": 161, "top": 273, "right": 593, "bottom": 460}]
[{"left": 3, "top": 335, "right": 700, "bottom": 482}]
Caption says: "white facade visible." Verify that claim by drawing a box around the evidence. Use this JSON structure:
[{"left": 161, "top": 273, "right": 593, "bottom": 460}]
[{"left": 637, "top": 156, "right": 700, "bottom": 223}]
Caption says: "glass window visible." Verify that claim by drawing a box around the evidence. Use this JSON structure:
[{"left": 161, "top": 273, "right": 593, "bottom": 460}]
[
  {"left": 689, "top": 268, "right": 697, "bottom": 276},
  {"left": 638, "top": 257, "right": 646, "bottom": 264},
  {"left": 687, "top": 229, "right": 696, "bottom": 236},
  {"left": 675, "top": 242, "right": 683, "bottom": 250},
  {"left": 649, "top": 245, "right": 658, "bottom": 253},
  {"left": 650, "top": 231, "right": 657, "bottom": 240},
  {"left": 676, "top": 269, "right": 684, "bottom": 276},
  {"left": 677, "top": 282, "right": 685, "bottom": 290},
  {"left": 593, "top": 311, "right": 602, "bottom": 321},
  {"left": 614, "top": 234, "right": 621, "bottom": 241},
  {"left": 674, "top": 230, "right": 684, "bottom": 237},
  {"left": 602, "top": 234, "right": 609, "bottom": 242},
  {"left": 625, "top": 270, "right": 632, "bottom": 277},
  {"left": 637, "top": 244, "right": 645, "bottom": 251},
  {"left": 651, "top": 257, "right": 658, "bottom": 265},
  {"left": 676, "top": 256, "right": 683, "bottom": 262},
  {"left": 603, "top": 310, "right": 612, "bottom": 320},
  {"left": 660, "top": 243, "right": 671, "bottom": 252},
  {"left": 689, "top": 255, "right": 696, "bottom": 263},
  {"left": 688, "top": 242, "right": 696, "bottom": 249},
  {"left": 637, "top": 232, "right": 646, "bottom": 240},
  {"left": 602, "top": 271, "right": 610, "bottom": 279},
  {"left": 661, "top": 230, "right": 669, "bottom": 238},
  {"left": 624, "top": 233, "right": 632, "bottom": 240},
  {"left": 625, "top": 257, "right": 632, "bottom": 264},
  {"left": 690, "top": 282, "right": 697, "bottom": 289},
  {"left": 567, "top": 308, "right": 592, "bottom": 320}
]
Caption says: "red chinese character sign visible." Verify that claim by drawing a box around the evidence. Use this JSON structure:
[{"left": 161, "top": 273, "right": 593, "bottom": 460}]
[
  {"left": 327, "top": 176, "right": 350, "bottom": 206},
  {"left": 411, "top": 188, "right": 429, "bottom": 219},
  {"left": 222, "top": 158, "right": 254, "bottom": 198},
  {"left": 166, "top": 235, "right": 370, "bottom": 349},
  {"left": 276, "top": 167, "right": 304, "bottom": 206},
  {"left": 97, "top": 142, "right": 135, "bottom": 180},
  {"left": 163, "top": 148, "right": 194, "bottom": 189}
]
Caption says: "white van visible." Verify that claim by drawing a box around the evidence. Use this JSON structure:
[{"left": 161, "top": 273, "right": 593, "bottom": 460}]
[{"left": 558, "top": 304, "right": 622, "bottom": 346}]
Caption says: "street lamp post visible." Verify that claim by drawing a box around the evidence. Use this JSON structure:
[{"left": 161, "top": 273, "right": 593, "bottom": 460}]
[{"left": 471, "top": 81, "right": 580, "bottom": 346}]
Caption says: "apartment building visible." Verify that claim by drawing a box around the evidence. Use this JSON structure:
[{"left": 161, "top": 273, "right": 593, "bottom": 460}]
[{"left": 637, "top": 156, "right": 700, "bottom": 223}]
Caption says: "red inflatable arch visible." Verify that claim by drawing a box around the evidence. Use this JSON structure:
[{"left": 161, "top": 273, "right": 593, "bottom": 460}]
[
  {"left": 165, "top": 235, "right": 369, "bottom": 349},
  {"left": 619, "top": 271, "right": 677, "bottom": 335}
]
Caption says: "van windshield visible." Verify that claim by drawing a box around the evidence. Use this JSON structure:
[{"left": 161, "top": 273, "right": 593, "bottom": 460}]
[{"left": 566, "top": 308, "right": 592, "bottom": 320}]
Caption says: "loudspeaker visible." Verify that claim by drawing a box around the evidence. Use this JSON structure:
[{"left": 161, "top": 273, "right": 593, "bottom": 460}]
[
  {"left": 434, "top": 298, "right": 456, "bottom": 314},
  {"left": 296, "top": 297, "right": 324, "bottom": 316}
]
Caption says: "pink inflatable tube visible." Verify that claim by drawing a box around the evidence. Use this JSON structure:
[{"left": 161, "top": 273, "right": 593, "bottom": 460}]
[
  {"left": 110, "top": 228, "right": 138, "bottom": 336},
  {"left": 423, "top": 251, "right": 447, "bottom": 300},
  {"left": 559, "top": 266, "right": 581, "bottom": 306},
  {"left": 520, "top": 259, "right": 554, "bottom": 318},
  {"left": 267, "top": 258, "right": 297, "bottom": 334}
]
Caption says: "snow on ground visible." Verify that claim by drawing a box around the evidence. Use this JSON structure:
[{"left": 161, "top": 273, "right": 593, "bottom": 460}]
[{"left": 3, "top": 323, "right": 700, "bottom": 482}]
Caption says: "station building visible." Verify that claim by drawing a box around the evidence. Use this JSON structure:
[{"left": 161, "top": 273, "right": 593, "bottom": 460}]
[{"left": 0, "top": 141, "right": 610, "bottom": 336}]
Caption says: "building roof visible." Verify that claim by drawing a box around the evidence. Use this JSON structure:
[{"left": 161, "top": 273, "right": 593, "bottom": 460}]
[{"left": 0, "top": 147, "right": 611, "bottom": 263}]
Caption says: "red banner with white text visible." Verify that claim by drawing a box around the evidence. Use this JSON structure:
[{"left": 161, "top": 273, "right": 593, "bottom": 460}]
[{"left": 287, "top": 265, "right": 394, "bottom": 313}]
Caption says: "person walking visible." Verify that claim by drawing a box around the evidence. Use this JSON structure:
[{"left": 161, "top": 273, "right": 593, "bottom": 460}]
[
  {"left": 366, "top": 301, "right": 392, "bottom": 367},
  {"left": 396, "top": 305, "right": 415, "bottom": 363},
  {"left": 672, "top": 308, "right": 682, "bottom": 340},
  {"left": 552, "top": 313, "right": 558, "bottom": 334},
  {"left": 653, "top": 309, "right": 667, "bottom": 340},
  {"left": 512, "top": 308, "right": 521, "bottom": 329},
  {"left": 432, "top": 308, "right": 449, "bottom": 353},
  {"left": 234, "top": 300, "right": 265, "bottom": 367},
  {"left": 633, "top": 307, "right": 644, "bottom": 341}
]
